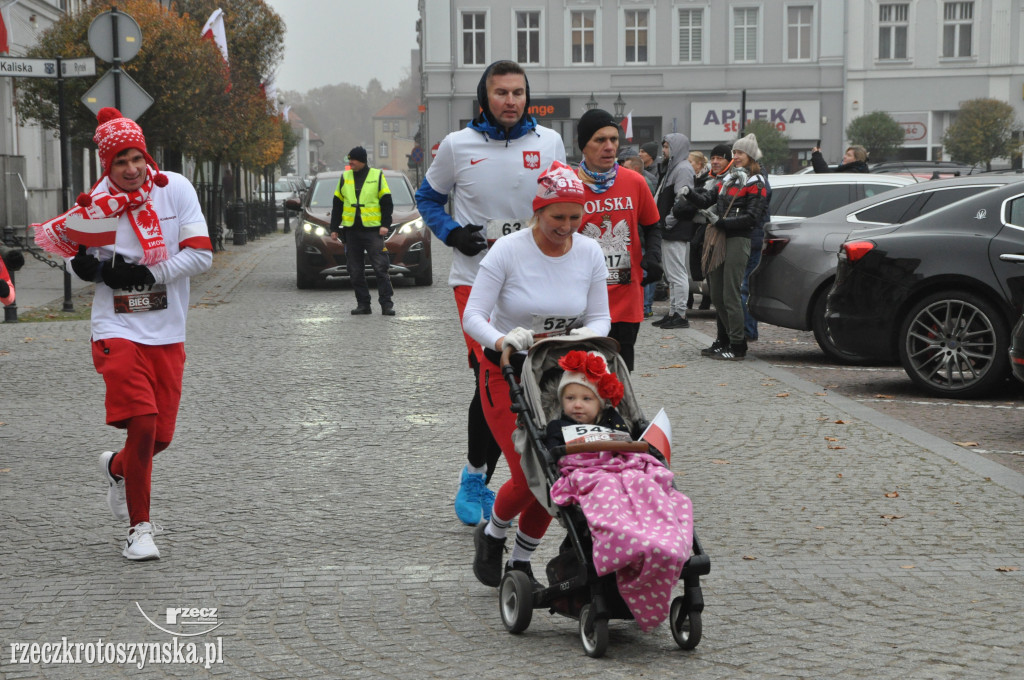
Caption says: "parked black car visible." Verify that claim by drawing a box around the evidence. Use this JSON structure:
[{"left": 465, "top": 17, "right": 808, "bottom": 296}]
[
  {"left": 1011, "top": 314, "right": 1024, "bottom": 385},
  {"left": 825, "top": 181, "right": 1024, "bottom": 398}
]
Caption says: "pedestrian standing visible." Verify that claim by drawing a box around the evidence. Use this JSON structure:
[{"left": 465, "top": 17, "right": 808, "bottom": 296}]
[
  {"left": 678, "top": 133, "right": 767, "bottom": 360},
  {"left": 33, "top": 107, "right": 213, "bottom": 560},
  {"left": 330, "top": 146, "right": 395, "bottom": 316},
  {"left": 415, "top": 60, "right": 566, "bottom": 526},
  {"left": 575, "top": 109, "right": 662, "bottom": 371},
  {"left": 810, "top": 144, "right": 869, "bottom": 173},
  {"left": 652, "top": 133, "right": 696, "bottom": 329}
]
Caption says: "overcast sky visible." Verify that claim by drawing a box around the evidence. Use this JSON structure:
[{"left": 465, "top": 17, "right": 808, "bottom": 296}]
[{"left": 262, "top": 0, "right": 420, "bottom": 94}]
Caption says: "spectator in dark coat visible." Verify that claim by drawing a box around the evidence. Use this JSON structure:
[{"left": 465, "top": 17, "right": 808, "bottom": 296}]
[{"left": 810, "top": 145, "right": 869, "bottom": 173}]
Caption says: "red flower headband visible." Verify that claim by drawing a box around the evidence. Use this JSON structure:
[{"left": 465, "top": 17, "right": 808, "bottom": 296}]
[{"left": 558, "top": 350, "right": 624, "bottom": 407}]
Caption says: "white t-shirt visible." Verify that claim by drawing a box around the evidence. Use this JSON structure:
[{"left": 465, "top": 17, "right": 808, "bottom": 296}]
[
  {"left": 462, "top": 228, "right": 611, "bottom": 351},
  {"left": 424, "top": 125, "right": 566, "bottom": 287},
  {"left": 87, "top": 172, "right": 212, "bottom": 345}
]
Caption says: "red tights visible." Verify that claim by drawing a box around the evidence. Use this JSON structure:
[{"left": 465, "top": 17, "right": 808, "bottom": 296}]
[{"left": 108, "top": 414, "right": 169, "bottom": 526}]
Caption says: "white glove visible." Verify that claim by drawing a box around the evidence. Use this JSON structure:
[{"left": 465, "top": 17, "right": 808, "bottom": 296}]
[
  {"left": 568, "top": 326, "right": 600, "bottom": 339},
  {"left": 699, "top": 208, "right": 719, "bottom": 225},
  {"left": 502, "top": 327, "right": 534, "bottom": 352},
  {"left": 678, "top": 185, "right": 690, "bottom": 197}
]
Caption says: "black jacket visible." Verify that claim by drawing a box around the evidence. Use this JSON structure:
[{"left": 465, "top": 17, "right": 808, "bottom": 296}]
[
  {"left": 544, "top": 408, "right": 631, "bottom": 451},
  {"left": 811, "top": 151, "right": 869, "bottom": 174},
  {"left": 682, "top": 170, "right": 767, "bottom": 238}
]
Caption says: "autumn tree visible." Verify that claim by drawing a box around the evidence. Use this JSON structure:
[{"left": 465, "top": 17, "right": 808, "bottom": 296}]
[
  {"left": 846, "top": 111, "right": 905, "bottom": 162},
  {"left": 942, "top": 98, "right": 1021, "bottom": 171},
  {"left": 740, "top": 120, "right": 790, "bottom": 174}
]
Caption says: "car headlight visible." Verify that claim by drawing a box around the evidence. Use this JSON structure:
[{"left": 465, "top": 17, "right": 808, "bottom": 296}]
[
  {"left": 398, "top": 217, "right": 425, "bottom": 235},
  {"left": 303, "top": 222, "right": 327, "bottom": 236}
]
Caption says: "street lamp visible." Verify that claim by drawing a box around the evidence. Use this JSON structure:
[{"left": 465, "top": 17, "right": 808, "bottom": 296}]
[
  {"left": 585, "top": 92, "right": 599, "bottom": 111},
  {"left": 613, "top": 93, "right": 626, "bottom": 118}
]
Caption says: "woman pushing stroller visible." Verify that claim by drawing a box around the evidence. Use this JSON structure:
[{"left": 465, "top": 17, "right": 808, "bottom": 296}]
[{"left": 462, "top": 160, "right": 611, "bottom": 587}]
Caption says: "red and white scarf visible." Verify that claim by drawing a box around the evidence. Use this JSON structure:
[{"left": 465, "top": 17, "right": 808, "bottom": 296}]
[{"left": 34, "top": 168, "right": 168, "bottom": 265}]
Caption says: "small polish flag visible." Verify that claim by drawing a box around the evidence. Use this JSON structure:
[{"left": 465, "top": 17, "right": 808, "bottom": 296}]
[
  {"left": 200, "top": 9, "right": 229, "bottom": 64},
  {"left": 65, "top": 215, "right": 119, "bottom": 248},
  {"left": 640, "top": 407, "right": 672, "bottom": 464},
  {"left": 621, "top": 111, "right": 634, "bottom": 141}
]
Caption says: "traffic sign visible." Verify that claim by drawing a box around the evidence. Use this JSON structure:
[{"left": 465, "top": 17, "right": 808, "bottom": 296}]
[
  {"left": 81, "top": 68, "right": 153, "bottom": 121},
  {"left": 88, "top": 9, "right": 143, "bottom": 63},
  {"left": 61, "top": 57, "right": 97, "bottom": 78},
  {"left": 431, "top": 142, "right": 440, "bottom": 159},
  {"left": 0, "top": 57, "right": 59, "bottom": 78}
]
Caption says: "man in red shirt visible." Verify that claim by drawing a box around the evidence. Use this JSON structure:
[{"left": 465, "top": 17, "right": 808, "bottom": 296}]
[{"left": 575, "top": 109, "right": 662, "bottom": 370}]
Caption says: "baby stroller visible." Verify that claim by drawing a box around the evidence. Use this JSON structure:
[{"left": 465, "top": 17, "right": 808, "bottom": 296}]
[{"left": 495, "top": 335, "right": 710, "bottom": 658}]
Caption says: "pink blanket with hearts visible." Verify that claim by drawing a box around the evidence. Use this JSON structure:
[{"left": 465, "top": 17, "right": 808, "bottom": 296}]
[{"left": 550, "top": 450, "right": 694, "bottom": 632}]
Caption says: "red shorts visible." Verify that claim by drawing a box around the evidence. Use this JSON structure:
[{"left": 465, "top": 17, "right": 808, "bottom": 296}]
[
  {"left": 453, "top": 285, "right": 485, "bottom": 367},
  {"left": 91, "top": 338, "right": 186, "bottom": 443}
]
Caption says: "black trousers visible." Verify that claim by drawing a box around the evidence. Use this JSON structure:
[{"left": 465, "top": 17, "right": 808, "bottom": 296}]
[
  {"left": 608, "top": 321, "right": 640, "bottom": 372},
  {"left": 345, "top": 228, "right": 393, "bottom": 306}
]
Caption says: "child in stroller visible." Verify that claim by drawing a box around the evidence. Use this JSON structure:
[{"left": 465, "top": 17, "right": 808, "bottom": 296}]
[
  {"left": 493, "top": 337, "right": 708, "bottom": 657},
  {"left": 544, "top": 350, "right": 694, "bottom": 633}
]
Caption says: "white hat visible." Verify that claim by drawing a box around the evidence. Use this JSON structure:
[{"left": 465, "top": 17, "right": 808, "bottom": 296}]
[{"left": 556, "top": 350, "right": 624, "bottom": 408}]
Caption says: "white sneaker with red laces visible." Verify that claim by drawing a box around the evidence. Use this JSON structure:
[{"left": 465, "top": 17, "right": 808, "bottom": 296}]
[
  {"left": 123, "top": 522, "right": 160, "bottom": 561},
  {"left": 99, "top": 451, "right": 129, "bottom": 522}
]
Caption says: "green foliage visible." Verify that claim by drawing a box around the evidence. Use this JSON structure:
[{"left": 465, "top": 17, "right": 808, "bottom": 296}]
[
  {"left": 942, "top": 98, "right": 1020, "bottom": 171},
  {"left": 740, "top": 120, "right": 790, "bottom": 173},
  {"left": 846, "top": 112, "right": 905, "bottom": 162}
]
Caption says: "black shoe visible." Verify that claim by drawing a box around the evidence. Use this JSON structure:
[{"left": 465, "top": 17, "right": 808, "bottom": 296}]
[
  {"left": 698, "top": 297, "right": 712, "bottom": 310},
  {"left": 700, "top": 340, "right": 726, "bottom": 357},
  {"left": 351, "top": 305, "right": 371, "bottom": 315},
  {"left": 660, "top": 313, "right": 690, "bottom": 329},
  {"left": 707, "top": 344, "right": 735, "bottom": 360},
  {"left": 473, "top": 524, "right": 506, "bottom": 587},
  {"left": 381, "top": 303, "right": 395, "bottom": 316},
  {"left": 651, "top": 314, "right": 673, "bottom": 327},
  {"left": 505, "top": 560, "right": 543, "bottom": 590},
  {"left": 730, "top": 340, "right": 748, "bottom": 360}
]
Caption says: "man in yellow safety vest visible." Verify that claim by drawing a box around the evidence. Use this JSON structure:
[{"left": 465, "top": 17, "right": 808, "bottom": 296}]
[{"left": 330, "top": 146, "right": 395, "bottom": 315}]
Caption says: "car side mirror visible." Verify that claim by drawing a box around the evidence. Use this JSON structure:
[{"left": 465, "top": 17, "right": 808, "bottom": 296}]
[{"left": 284, "top": 198, "right": 302, "bottom": 210}]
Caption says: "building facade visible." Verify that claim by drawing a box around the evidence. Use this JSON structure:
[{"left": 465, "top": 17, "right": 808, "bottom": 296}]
[{"left": 419, "top": 0, "right": 1024, "bottom": 171}]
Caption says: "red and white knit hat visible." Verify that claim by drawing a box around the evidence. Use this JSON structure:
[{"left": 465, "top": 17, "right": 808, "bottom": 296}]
[
  {"left": 533, "top": 160, "right": 586, "bottom": 212},
  {"left": 557, "top": 350, "right": 624, "bottom": 408},
  {"left": 91, "top": 108, "right": 166, "bottom": 188}
]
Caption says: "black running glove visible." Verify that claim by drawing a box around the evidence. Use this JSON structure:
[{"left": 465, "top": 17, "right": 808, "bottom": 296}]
[
  {"left": 70, "top": 245, "right": 102, "bottom": 282},
  {"left": 641, "top": 256, "right": 663, "bottom": 286},
  {"left": 100, "top": 254, "right": 156, "bottom": 290},
  {"left": 446, "top": 224, "right": 487, "bottom": 256}
]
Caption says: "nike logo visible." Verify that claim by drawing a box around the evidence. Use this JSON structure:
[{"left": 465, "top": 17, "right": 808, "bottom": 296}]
[{"left": 470, "top": 158, "right": 487, "bottom": 165}]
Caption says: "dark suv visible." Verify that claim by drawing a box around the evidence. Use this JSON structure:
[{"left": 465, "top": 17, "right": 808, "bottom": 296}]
[{"left": 290, "top": 170, "right": 432, "bottom": 289}]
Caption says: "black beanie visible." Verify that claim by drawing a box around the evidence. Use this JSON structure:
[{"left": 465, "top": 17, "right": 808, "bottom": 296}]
[
  {"left": 577, "top": 109, "right": 618, "bottom": 151},
  {"left": 710, "top": 144, "right": 732, "bottom": 161},
  {"left": 640, "top": 142, "right": 659, "bottom": 158},
  {"left": 348, "top": 146, "right": 368, "bottom": 164}
]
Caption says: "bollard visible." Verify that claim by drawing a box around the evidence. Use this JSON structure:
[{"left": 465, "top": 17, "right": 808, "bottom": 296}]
[{"left": 231, "top": 200, "right": 247, "bottom": 246}]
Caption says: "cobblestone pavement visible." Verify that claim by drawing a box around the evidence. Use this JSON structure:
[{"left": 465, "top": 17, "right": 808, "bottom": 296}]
[{"left": 2, "top": 234, "right": 1023, "bottom": 679}]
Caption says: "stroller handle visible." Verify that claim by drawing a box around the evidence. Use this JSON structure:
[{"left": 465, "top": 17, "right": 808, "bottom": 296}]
[
  {"left": 564, "top": 441, "right": 650, "bottom": 455},
  {"left": 500, "top": 344, "right": 515, "bottom": 368}
]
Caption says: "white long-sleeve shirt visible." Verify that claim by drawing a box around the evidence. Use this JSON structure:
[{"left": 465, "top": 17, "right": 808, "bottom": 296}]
[{"left": 463, "top": 228, "right": 611, "bottom": 351}]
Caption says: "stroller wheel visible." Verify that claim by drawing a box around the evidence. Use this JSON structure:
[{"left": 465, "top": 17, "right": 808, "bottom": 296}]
[
  {"left": 578, "top": 603, "right": 608, "bottom": 658},
  {"left": 499, "top": 571, "right": 534, "bottom": 634},
  {"left": 670, "top": 596, "right": 702, "bottom": 650}
]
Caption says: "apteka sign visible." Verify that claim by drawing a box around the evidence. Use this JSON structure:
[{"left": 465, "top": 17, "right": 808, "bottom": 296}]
[{"left": 690, "top": 100, "right": 820, "bottom": 142}]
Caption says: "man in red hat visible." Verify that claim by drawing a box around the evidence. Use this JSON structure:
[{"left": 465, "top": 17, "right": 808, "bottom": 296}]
[{"left": 35, "top": 108, "right": 213, "bottom": 561}]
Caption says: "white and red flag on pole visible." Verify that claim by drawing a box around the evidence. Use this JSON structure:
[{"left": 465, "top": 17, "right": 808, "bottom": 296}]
[
  {"left": 200, "top": 9, "right": 229, "bottom": 64},
  {"left": 0, "top": 9, "right": 10, "bottom": 55},
  {"left": 640, "top": 408, "right": 672, "bottom": 464},
  {"left": 64, "top": 215, "right": 119, "bottom": 248},
  {"left": 621, "top": 111, "right": 634, "bottom": 141}
]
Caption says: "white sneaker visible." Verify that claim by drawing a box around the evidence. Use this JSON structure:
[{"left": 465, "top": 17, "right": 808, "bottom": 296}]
[
  {"left": 123, "top": 522, "right": 160, "bottom": 561},
  {"left": 99, "top": 451, "right": 129, "bottom": 522}
]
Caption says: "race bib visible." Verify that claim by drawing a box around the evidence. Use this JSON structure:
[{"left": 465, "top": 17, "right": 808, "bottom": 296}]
[
  {"left": 530, "top": 314, "right": 581, "bottom": 339},
  {"left": 113, "top": 283, "right": 168, "bottom": 314},
  {"left": 603, "top": 248, "right": 631, "bottom": 285},
  {"left": 484, "top": 218, "right": 528, "bottom": 245},
  {"left": 561, "top": 424, "right": 633, "bottom": 446}
]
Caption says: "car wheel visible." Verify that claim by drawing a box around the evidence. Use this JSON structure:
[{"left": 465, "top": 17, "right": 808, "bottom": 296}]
[
  {"left": 296, "top": 252, "right": 317, "bottom": 290},
  {"left": 811, "top": 289, "right": 874, "bottom": 365},
  {"left": 413, "top": 258, "right": 433, "bottom": 286},
  {"left": 897, "top": 290, "right": 1010, "bottom": 398}
]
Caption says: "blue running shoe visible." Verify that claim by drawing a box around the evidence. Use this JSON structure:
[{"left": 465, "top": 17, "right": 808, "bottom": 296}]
[
  {"left": 454, "top": 466, "right": 484, "bottom": 526},
  {"left": 479, "top": 484, "right": 496, "bottom": 522}
]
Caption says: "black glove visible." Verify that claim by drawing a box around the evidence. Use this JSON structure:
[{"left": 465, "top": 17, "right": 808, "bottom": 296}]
[
  {"left": 0, "top": 279, "right": 9, "bottom": 299},
  {"left": 70, "top": 245, "right": 101, "bottom": 282},
  {"left": 641, "top": 256, "right": 663, "bottom": 286},
  {"left": 446, "top": 224, "right": 487, "bottom": 256},
  {"left": 671, "top": 198, "right": 697, "bottom": 221},
  {"left": 100, "top": 254, "right": 156, "bottom": 290}
]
